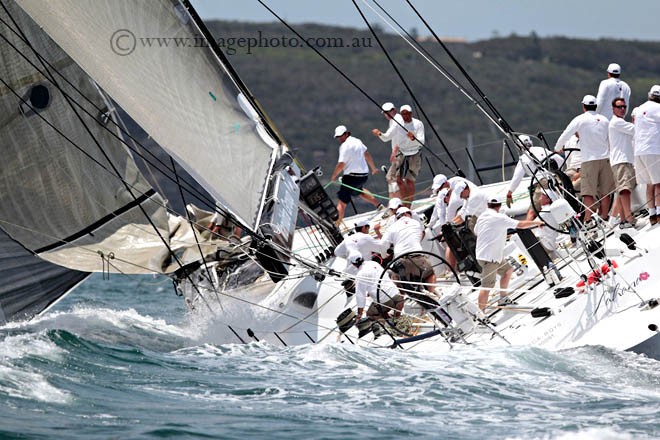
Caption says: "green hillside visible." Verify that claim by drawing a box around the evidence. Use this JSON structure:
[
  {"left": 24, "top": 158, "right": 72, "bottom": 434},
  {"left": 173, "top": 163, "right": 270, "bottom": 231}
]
[{"left": 146, "top": 20, "right": 660, "bottom": 212}]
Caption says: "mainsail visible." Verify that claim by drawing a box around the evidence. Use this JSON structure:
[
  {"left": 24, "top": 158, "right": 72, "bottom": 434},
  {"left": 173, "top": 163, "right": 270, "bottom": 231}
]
[
  {"left": 0, "top": 0, "right": 174, "bottom": 274},
  {"left": 15, "top": 0, "right": 280, "bottom": 232}
]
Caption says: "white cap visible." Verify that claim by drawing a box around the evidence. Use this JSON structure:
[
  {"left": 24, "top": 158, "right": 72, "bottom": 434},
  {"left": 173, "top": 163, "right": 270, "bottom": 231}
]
[
  {"left": 431, "top": 174, "right": 448, "bottom": 192},
  {"left": 519, "top": 134, "right": 533, "bottom": 148},
  {"left": 437, "top": 187, "right": 450, "bottom": 201},
  {"left": 334, "top": 125, "right": 348, "bottom": 138},
  {"left": 400, "top": 104, "right": 412, "bottom": 113},
  {"left": 347, "top": 250, "right": 363, "bottom": 264},
  {"left": 451, "top": 180, "right": 467, "bottom": 194},
  {"left": 381, "top": 102, "right": 395, "bottom": 112},
  {"left": 582, "top": 95, "right": 596, "bottom": 106},
  {"left": 650, "top": 85, "right": 660, "bottom": 97},
  {"left": 488, "top": 196, "right": 503, "bottom": 206},
  {"left": 607, "top": 63, "right": 621, "bottom": 74},
  {"left": 354, "top": 218, "right": 370, "bottom": 228},
  {"left": 395, "top": 206, "right": 411, "bottom": 218},
  {"left": 387, "top": 197, "right": 403, "bottom": 210}
]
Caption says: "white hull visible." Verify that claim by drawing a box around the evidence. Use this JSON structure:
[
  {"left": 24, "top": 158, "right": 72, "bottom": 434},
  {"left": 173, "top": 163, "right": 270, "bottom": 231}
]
[{"left": 181, "top": 179, "right": 660, "bottom": 358}]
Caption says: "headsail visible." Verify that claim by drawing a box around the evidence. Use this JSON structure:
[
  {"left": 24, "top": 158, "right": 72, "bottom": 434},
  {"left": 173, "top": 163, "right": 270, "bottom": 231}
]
[
  {"left": 0, "top": 229, "right": 88, "bottom": 324},
  {"left": 0, "top": 1, "right": 174, "bottom": 274},
  {"left": 15, "top": 0, "right": 279, "bottom": 232}
]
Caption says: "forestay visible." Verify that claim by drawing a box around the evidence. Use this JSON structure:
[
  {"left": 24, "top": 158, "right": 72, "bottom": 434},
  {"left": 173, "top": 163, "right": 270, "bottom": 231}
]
[{"left": 16, "top": 0, "right": 279, "bottom": 231}]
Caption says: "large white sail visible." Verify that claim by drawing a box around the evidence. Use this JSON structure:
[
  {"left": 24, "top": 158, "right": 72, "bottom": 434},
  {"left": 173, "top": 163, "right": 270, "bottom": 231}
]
[
  {"left": 16, "top": 0, "right": 279, "bottom": 231},
  {"left": 0, "top": 1, "right": 174, "bottom": 274}
]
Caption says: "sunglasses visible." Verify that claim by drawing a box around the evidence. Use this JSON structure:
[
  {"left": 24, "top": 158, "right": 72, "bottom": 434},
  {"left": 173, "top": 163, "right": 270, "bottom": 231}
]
[{"left": 613, "top": 105, "right": 627, "bottom": 109}]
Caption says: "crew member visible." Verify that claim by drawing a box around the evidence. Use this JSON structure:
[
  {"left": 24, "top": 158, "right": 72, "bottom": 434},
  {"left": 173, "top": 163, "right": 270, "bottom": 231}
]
[
  {"left": 596, "top": 63, "right": 631, "bottom": 120},
  {"left": 506, "top": 135, "right": 564, "bottom": 219},
  {"left": 372, "top": 102, "right": 405, "bottom": 198},
  {"left": 334, "top": 218, "right": 385, "bottom": 274},
  {"left": 349, "top": 251, "right": 405, "bottom": 322},
  {"left": 474, "top": 198, "right": 543, "bottom": 311},
  {"left": 330, "top": 125, "right": 381, "bottom": 224},
  {"left": 608, "top": 97, "right": 636, "bottom": 228},
  {"left": 554, "top": 95, "right": 614, "bottom": 226},
  {"left": 631, "top": 85, "right": 660, "bottom": 226},
  {"left": 391, "top": 105, "right": 425, "bottom": 207}
]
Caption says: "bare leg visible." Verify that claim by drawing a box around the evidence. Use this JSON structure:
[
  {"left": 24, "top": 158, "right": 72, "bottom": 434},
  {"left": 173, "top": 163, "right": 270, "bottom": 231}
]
[
  {"left": 654, "top": 183, "right": 660, "bottom": 213},
  {"left": 478, "top": 288, "right": 489, "bottom": 311},
  {"left": 525, "top": 208, "right": 537, "bottom": 221},
  {"left": 358, "top": 189, "right": 379, "bottom": 207},
  {"left": 445, "top": 246, "right": 457, "bottom": 270},
  {"left": 611, "top": 195, "right": 622, "bottom": 220},
  {"left": 336, "top": 201, "right": 347, "bottom": 224},
  {"left": 598, "top": 194, "right": 611, "bottom": 219},
  {"left": 498, "top": 267, "right": 514, "bottom": 300},
  {"left": 619, "top": 190, "right": 632, "bottom": 222},
  {"left": 583, "top": 195, "right": 596, "bottom": 222}
]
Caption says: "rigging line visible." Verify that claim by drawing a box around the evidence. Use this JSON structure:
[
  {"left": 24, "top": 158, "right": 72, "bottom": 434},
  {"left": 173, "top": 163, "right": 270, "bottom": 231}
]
[
  {"left": 170, "top": 157, "right": 224, "bottom": 307},
  {"left": 0, "top": 18, "right": 221, "bottom": 216},
  {"left": 0, "top": 5, "right": 212, "bottom": 303},
  {"left": 365, "top": 0, "right": 505, "bottom": 135},
  {"left": 404, "top": 0, "right": 514, "bottom": 134},
  {"left": 352, "top": 0, "right": 461, "bottom": 175},
  {"left": 257, "top": 0, "right": 455, "bottom": 173}
]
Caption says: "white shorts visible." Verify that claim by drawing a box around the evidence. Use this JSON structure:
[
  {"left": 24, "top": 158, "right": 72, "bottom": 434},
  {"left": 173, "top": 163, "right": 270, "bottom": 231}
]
[{"left": 635, "top": 154, "right": 660, "bottom": 185}]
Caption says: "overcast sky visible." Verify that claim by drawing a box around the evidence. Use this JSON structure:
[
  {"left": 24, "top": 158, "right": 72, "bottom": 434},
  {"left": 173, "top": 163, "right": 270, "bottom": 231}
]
[{"left": 191, "top": 0, "right": 659, "bottom": 42}]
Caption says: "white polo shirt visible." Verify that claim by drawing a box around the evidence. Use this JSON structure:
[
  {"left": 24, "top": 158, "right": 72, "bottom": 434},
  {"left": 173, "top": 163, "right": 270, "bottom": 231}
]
[
  {"left": 355, "top": 260, "right": 400, "bottom": 308},
  {"left": 459, "top": 188, "right": 489, "bottom": 218},
  {"left": 380, "top": 216, "right": 424, "bottom": 257},
  {"left": 608, "top": 115, "right": 635, "bottom": 165},
  {"left": 334, "top": 232, "right": 385, "bottom": 263},
  {"left": 555, "top": 111, "right": 610, "bottom": 162},
  {"left": 632, "top": 101, "right": 660, "bottom": 156},
  {"left": 474, "top": 208, "right": 519, "bottom": 263},
  {"left": 338, "top": 136, "right": 369, "bottom": 175},
  {"left": 508, "top": 146, "right": 564, "bottom": 193},
  {"left": 378, "top": 114, "right": 406, "bottom": 151},
  {"left": 596, "top": 77, "right": 631, "bottom": 119},
  {"left": 398, "top": 118, "right": 425, "bottom": 156}
]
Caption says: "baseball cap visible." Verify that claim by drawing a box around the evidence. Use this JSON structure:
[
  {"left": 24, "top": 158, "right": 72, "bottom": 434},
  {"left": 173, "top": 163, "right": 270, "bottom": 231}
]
[
  {"left": 519, "top": 134, "right": 533, "bottom": 148},
  {"left": 451, "top": 180, "right": 467, "bottom": 195},
  {"left": 400, "top": 104, "right": 412, "bottom": 113},
  {"left": 582, "top": 95, "right": 597, "bottom": 106},
  {"left": 395, "top": 206, "right": 411, "bottom": 218},
  {"left": 354, "top": 218, "right": 370, "bottom": 228},
  {"left": 607, "top": 63, "right": 621, "bottom": 74},
  {"left": 437, "top": 187, "right": 449, "bottom": 201},
  {"left": 650, "top": 85, "right": 660, "bottom": 97},
  {"left": 431, "top": 174, "right": 448, "bottom": 192},
  {"left": 488, "top": 197, "right": 503, "bottom": 207},
  {"left": 347, "top": 250, "right": 363, "bottom": 264},
  {"left": 333, "top": 125, "right": 348, "bottom": 138},
  {"left": 387, "top": 197, "right": 403, "bottom": 210},
  {"left": 381, "top": 102, "right": 395, "bottom": 112}
]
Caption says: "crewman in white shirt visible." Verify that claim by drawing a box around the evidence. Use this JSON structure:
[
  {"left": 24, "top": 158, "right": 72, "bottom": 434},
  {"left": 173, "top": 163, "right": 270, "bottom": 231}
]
[
  {"left": 334, "top": 218, "right": 385, "bottom": 274},
  {"left": 596, "top": 63, "right": 631, "bottom": 120},
  {"left": 390, "top": 105, "right": 425, "bottom": 207},
  {"left": 330, "top": 125, "right": 381, "bottom": 224},
  {"left": 563, "top": 134, "right": 582, "bottom": 193},
  {"left": 372, "top": 102, "right": 405, "bottom": 198},
  {"left": 348, "top": 251, "right": 404, "bottom": 322},
  {"left": 373, "top": 207, "right": 436, "bottom": 293},
  {"left": 428, "top": 174, "right": 450, "bottom": 234},
  {"left": 474, "top": 198, "right": 543, "bottom": 311},
  {"left": 506, "top": 135, "right": 564, "bottom": 219},
  {"left": 555, "top": 95, "right": 614, "bottom": 225},
  {"left": 631, "top": 85, "right": 660, "bottom": 226},
  {"left": 608, "top": 97, "right": 636, "bottom": 228}
]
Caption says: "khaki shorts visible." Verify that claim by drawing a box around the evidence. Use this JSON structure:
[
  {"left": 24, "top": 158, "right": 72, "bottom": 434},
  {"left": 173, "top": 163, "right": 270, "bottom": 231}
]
[
  {"left": 635, "top": 154, "right": 660, "bottom": 185},
  {"left": 366, "top": 294, "right": 404, "bottom": 318},
  {"left": 390, "top": 151, "right": 422, "bottom": 182},
  {"left": 396, "top": 254, "right": 434, "bottom": 282},
  {"left": 580, "top": 159, "right": 615, "bottom": 198},
  {"left": 478, "top": 260, "right": 513, "bottom": 289},
  {"left": 611, "top": 163, "right": 636, "bottom": 192}
]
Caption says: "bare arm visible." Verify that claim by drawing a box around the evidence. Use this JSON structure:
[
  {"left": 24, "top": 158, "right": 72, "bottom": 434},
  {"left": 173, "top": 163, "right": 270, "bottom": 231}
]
[
  {"left": 331, "top": 162, "right": 345, "bottom": 181},
  {"left": 516, "top": 219, "right": 544, "bottom": 229},
  {"left": 364, "top": 151, "right": 379, "bottom": 175}
]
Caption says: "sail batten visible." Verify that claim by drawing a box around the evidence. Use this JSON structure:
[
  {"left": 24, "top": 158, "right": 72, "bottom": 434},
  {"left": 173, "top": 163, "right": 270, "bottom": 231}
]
[{"left": 16, "top": 0, "right": 279, "bottom": 231}]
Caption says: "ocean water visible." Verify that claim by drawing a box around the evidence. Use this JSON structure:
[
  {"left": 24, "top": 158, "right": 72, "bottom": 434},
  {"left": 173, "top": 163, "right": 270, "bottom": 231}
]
[{"left": 1, "top": 275, "right": 659, "bottom": 439}]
